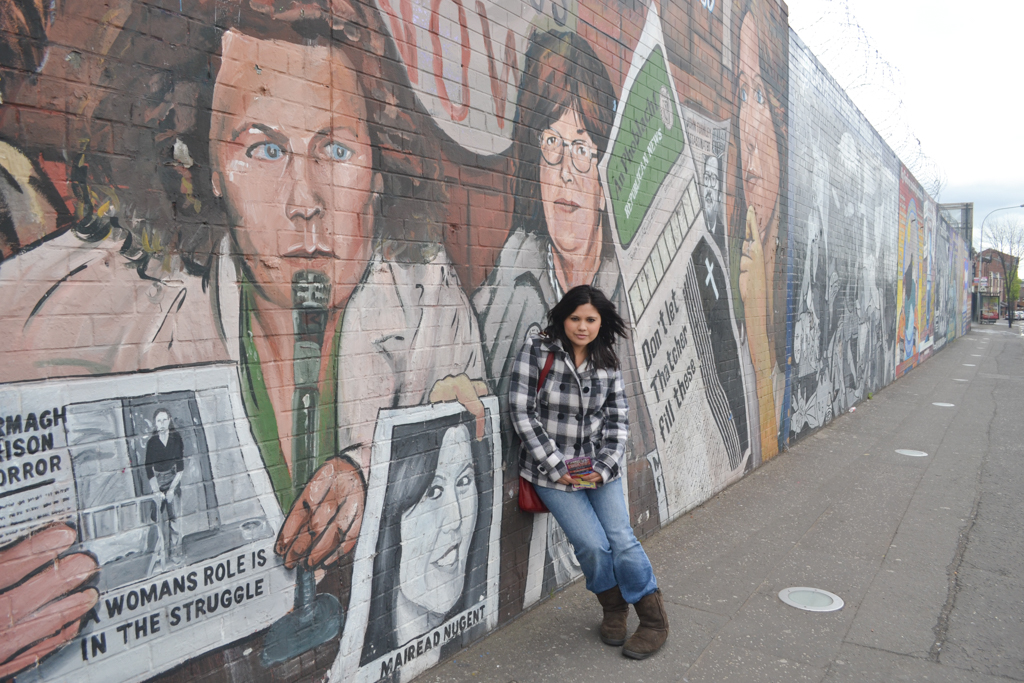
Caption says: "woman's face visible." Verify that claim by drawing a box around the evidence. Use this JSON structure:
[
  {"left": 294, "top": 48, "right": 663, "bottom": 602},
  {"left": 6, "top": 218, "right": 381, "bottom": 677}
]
[
  {"left": 738, "top": 14, "right": 780, "bottom": 246},
  {"left": 399, "top": 424, "right": 478, "bottom": 616},
  {"left": 564, "top": 303, "right": 602, "bottom": 352},
  {"left": 539, "top": 108, "right": 604, "bottom": 258}
]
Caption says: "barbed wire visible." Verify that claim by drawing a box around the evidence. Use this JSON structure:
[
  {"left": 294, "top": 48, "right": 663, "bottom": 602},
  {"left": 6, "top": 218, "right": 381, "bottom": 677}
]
[{"left": 789, "top": 0, "right": 947, "bottom": 197}]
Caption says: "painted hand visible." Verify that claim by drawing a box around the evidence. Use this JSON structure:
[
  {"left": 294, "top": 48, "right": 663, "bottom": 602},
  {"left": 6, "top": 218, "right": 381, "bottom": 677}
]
[
  {"left": 275, "top": 457, "right": 365, "bottom": 570},
  {"left": 0, "top": 524, "right": 99, "bottom": 679},
  {"left": 429, "top": 374, "right": 491, "bottom": 440}
]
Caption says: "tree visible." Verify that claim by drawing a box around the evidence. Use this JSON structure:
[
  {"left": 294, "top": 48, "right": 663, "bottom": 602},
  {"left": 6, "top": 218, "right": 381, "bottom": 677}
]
[{"left": 986, "top": 216, "right": 1024, "bottom": 317}]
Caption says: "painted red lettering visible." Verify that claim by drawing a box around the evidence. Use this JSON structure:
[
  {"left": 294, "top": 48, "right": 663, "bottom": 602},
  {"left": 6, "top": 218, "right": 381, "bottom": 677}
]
[
  {"left": 430, "top": 0, "right": 471, "bottom": 122},
  {"left": 380, "top": 0, "right": 419, "bottom": 83},
  {"left": 476, "top": 1, "right": 519, "bottom": 129}
]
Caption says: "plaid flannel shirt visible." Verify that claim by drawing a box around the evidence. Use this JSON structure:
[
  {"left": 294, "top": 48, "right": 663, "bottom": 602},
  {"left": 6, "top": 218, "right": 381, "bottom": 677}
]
[{"left": 510, "top": 335, "right": 629, "bottom": 491}]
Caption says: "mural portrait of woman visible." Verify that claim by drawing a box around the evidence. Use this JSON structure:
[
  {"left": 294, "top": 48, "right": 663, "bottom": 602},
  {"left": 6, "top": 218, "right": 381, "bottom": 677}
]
[
  {"left": 349, "top": 407, "right": 497, "bottom": 681},
  {"left": 730, "top": 0, "right": 788, "bottom": 461}
]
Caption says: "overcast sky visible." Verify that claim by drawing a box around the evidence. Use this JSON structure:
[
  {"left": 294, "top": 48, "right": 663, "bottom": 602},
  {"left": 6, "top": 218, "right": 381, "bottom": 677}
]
[{"left": 784, "top": 0, "right": 1024, "bottom": 249}]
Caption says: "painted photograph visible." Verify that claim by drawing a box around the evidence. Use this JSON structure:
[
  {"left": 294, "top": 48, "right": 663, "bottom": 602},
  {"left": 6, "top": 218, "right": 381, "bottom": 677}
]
[
  {"left": 333, "top": 399, "right": 502, "bottom": 683},
  {"left": 71, "top": 391, "right": 239, "bottom": 585},
  {"left": 1, "top": 366, "right": 292, "bottom": 683},
  {"left": 682, "top": 110, "right": 730, "bottom": 255}
]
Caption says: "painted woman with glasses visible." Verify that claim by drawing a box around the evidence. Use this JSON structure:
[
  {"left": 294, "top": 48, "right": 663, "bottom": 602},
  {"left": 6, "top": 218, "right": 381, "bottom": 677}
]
[{"left": 472, "top": 28, "right": 661, "bottom": 621}]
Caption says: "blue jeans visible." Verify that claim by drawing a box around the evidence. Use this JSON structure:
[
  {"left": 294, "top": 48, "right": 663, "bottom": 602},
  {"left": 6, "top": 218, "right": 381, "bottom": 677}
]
[{"left": 534, "top": 478, "right": 658, "bottom": 604}]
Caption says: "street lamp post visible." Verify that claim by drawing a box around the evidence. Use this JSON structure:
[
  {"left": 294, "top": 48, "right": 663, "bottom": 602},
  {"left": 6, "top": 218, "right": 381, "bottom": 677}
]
[{"left": 978, "top": 203, "right": 1024, "bottom": 254}]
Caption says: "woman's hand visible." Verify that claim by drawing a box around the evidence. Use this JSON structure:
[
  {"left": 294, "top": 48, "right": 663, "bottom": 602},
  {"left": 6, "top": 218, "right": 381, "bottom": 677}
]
[
  {"left": 429, "top": 374, "right": 490, "bottom": 440},
  {"left": 0, "top": 524, "right": 99, "bottom": 679},
  {"left": 557, "top": 472, "right": 603, "bottom": 486},
  {"left": 276, "top": 457, "right": 365, "bottom": 570}
]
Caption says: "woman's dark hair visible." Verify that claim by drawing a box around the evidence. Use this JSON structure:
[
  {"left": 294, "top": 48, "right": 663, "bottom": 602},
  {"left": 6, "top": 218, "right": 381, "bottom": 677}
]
[
  {"left": 361, "top": 410, "right": 493, "bottom": 667},
  {"left": 543, "top": 285, "right": 627, "bottom": 370},
  {"left": 75, "top": 0, "right": 446, "bottom": 282},
  {"left": 509, "top": 29, "right": 615, "bottom": 239}
]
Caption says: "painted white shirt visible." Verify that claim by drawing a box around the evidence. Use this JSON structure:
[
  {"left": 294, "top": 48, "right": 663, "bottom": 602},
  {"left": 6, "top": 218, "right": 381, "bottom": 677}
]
[{"left": 335, "top": 249, "right": 485, "bottom": 469}]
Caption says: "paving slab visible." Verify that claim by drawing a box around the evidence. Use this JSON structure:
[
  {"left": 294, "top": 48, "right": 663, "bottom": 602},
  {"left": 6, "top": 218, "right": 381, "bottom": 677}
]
[
  {"left": 822, "top": 643, "right": 1011, "bottom": 683},
  {"left": 416, "top": 582, "right": 725, "bottom": 683},
  {"left": 711, "top": 550, "right": 877, "bottom": 669},
  {"left": 941, "top": 568, "right": 1024, "bottom": 680},
  {"left": 682, "top": 640, "right": 827, "bottom": 683}
]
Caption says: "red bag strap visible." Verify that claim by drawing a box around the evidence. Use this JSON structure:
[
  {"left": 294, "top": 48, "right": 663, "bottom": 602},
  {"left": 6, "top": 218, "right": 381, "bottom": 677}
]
[{"left": 537, "top": 352, "right": 555, "bottom": 391}]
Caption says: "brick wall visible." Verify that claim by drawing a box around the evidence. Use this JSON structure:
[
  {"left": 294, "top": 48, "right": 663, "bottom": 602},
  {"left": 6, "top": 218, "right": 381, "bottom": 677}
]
[{"left": 0, "top": 1, "right": 969, "bottom": 681}]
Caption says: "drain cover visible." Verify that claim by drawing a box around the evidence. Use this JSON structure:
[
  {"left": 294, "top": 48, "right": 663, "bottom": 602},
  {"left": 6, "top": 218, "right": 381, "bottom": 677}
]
[
  {"left": 932, "top": 402, "right": 955, "bottom": 407},
  {"left": 895, "top": 449, "right": 928, "bottom": 457},
  {"left": 778, "top": 587, "right": 844, "bottom": 612}
]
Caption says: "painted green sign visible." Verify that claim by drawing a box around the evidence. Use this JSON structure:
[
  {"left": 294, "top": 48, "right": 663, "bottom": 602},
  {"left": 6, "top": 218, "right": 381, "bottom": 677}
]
[{"left": 607, "top": 46, "right": 686, "bottom": 249}]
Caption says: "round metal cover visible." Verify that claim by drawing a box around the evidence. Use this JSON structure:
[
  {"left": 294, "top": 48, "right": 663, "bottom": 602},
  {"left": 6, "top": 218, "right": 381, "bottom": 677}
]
[
  {"left": 895, "top": 449, "right": 928, "bottom": 457},
  {"left": 933, "top": 402, "right": 955, "bottom": 407},
  {"left": 778, "top": 587, "right": 844, "bottom": 612}
]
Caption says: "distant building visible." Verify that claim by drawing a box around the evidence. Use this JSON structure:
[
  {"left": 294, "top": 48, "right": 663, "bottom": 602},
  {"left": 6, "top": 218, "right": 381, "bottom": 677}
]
[{"left": 975, "top": 248, "right": 1019, "bottom": 313}]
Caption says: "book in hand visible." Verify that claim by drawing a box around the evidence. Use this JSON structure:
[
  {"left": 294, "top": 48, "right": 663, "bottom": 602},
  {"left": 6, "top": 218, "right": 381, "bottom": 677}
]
[{"left": 565, "top": 456, "right": 596, "bottom": 489}]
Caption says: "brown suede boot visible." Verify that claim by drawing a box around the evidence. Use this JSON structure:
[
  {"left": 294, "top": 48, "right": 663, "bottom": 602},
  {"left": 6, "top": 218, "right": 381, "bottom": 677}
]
[
  {"left": 596, "top": 586, "right": 629, "bottom": 646},
  {"left": 622, "top": 589, "right": 669, "bottom": 659}
]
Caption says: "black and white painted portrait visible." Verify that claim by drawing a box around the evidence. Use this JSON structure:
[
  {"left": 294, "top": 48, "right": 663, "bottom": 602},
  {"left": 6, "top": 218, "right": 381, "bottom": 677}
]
[
  {"left": 124, "top": 394, "right": 214, "bottom": 573},
  {"left": 682, "top": 109, "right": 730, "bottom": 256},
  {"left": 702, "top": 154, "right": 723, "bottom": 235},
  {"left": 64, "top": 386, "right": 279, "bottom": 589},
  {"left": 788, "top": 39, "right": 899, "bottom": 438},
  {"left": 335, "top": 399, "right": 502, "bottom": 683}
]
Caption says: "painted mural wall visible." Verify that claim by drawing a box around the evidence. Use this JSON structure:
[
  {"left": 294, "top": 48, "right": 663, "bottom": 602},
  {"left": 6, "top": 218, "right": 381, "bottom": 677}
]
[
  {"left": 0, "top": 1, "right": 967, "bottom": 682},
  {"left": 787, "top": 33, "right": 970, "bottom": 439},
  {"left": 787, "top": 33, "right": 901, "bottom": 439}
]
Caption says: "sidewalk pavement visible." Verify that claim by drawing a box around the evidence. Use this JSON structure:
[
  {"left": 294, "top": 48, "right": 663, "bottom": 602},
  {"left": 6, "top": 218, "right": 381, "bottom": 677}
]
[{"left": 417, "top": 325, "right": 1024, "bottom": 683}]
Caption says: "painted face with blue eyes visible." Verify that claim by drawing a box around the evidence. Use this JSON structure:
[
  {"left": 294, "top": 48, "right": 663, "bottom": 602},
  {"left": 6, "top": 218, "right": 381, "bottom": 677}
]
[
  {"left": 399, "top": 424, "right": 478, "bottom": 616},
  {"left": 210, "top": 30, "right": 375, "bottom": 311}
]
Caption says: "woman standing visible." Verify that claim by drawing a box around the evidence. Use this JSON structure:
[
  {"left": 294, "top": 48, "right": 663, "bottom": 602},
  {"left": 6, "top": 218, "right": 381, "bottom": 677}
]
[
  {"left": 473, "top": 26, "right": 661, "bottom": 618},
  {"left": 509, "top": 285, "right": 668, "bottom": 659}
]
